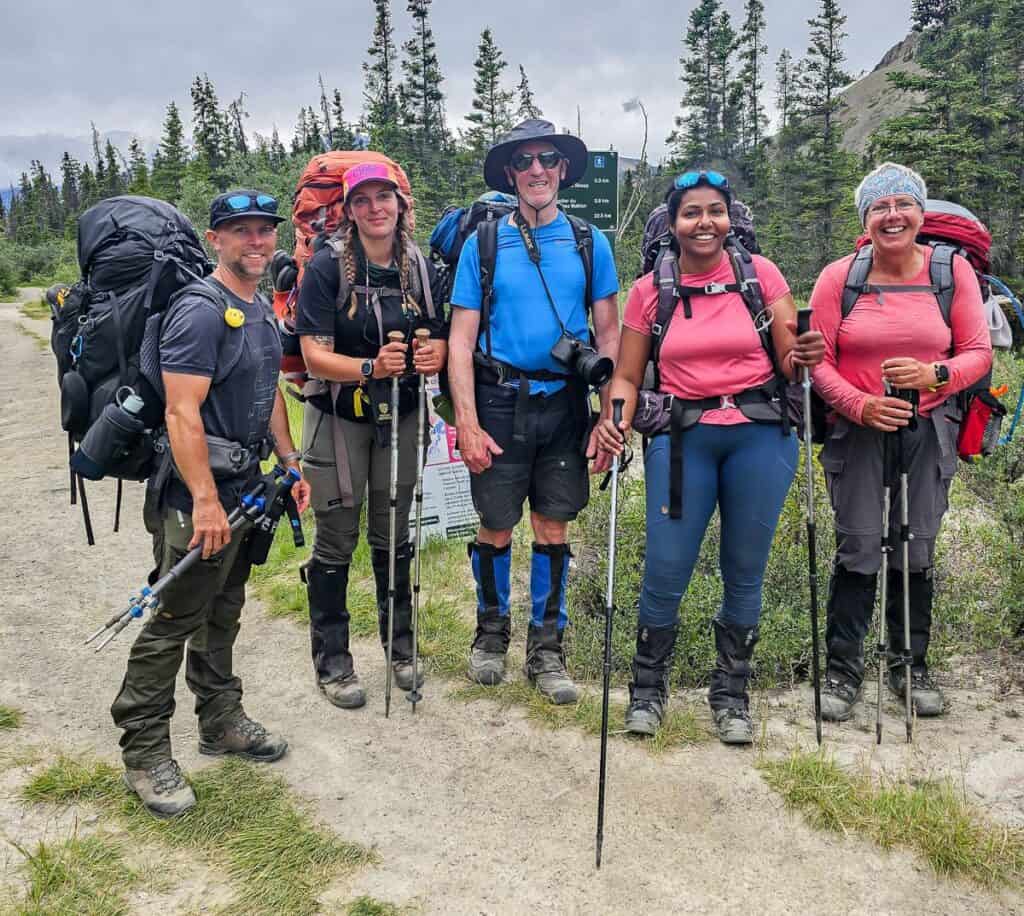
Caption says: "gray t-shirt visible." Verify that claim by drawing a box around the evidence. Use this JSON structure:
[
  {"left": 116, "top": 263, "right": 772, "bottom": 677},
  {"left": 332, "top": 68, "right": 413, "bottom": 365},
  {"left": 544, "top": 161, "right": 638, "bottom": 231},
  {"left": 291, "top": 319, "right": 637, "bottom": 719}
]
[{"left": 159, "top": 279, "right": 282, "bottom": 513}]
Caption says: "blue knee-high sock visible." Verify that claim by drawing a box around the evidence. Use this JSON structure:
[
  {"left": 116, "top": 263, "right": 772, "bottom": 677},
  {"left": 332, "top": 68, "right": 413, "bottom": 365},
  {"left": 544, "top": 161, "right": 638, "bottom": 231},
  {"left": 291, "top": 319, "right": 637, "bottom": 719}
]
[
  {"left": 469, "top": 542, "right": 511, "bottom": 618},
  {"left": 530, "top": 543, "right": 570, "bottom": 630}
]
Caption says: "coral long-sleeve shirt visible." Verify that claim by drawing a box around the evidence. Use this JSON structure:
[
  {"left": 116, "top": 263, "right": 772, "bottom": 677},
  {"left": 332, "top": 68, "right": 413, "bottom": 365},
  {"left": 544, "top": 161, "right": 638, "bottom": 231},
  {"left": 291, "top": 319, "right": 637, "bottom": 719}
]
[{"left": 809, "top": 246, "right": 992, "bottom": 421}]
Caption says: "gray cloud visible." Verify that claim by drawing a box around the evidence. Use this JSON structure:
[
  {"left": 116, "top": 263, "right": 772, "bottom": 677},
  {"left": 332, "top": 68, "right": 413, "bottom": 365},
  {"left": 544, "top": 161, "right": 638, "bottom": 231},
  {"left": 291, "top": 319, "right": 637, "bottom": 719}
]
[{"left": 1, "top": 0, "right": 912, "bottom": 184}]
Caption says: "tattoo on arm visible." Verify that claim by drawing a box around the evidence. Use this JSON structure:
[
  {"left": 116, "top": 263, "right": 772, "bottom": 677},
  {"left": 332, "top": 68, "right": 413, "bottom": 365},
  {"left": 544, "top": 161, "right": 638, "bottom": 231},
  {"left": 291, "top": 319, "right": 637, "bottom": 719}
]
[{"left": 312, "top": 335, "right": 334, "bottom": 348}]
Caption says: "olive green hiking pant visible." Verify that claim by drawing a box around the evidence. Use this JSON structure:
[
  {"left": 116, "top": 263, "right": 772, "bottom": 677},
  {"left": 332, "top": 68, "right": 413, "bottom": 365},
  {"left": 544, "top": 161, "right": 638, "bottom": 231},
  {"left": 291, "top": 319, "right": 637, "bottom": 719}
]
[{"left": 110, "top": 501, "right": 253, "bottom": 769}]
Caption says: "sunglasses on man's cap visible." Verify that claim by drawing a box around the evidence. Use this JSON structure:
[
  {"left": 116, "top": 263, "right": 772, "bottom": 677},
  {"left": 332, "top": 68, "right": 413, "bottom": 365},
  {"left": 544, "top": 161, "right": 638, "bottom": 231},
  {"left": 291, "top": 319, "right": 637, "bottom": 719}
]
[{"left": 210, "top": 192, "right": 282, "bottom": 228}]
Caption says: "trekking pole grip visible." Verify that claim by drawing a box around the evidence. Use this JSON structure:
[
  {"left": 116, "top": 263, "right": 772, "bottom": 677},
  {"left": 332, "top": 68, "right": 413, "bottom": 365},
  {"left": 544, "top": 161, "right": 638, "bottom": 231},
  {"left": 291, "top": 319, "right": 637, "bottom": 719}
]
[{"left": 796, "top": 306, "right": 812, "bottom": 337}]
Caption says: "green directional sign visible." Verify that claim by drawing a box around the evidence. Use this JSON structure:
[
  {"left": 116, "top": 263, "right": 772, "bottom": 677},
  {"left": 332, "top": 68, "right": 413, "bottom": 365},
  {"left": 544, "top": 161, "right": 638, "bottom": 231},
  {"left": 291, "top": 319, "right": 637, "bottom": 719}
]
[{"left": 559, "top": 150, "right": 619, "bottom": 249}]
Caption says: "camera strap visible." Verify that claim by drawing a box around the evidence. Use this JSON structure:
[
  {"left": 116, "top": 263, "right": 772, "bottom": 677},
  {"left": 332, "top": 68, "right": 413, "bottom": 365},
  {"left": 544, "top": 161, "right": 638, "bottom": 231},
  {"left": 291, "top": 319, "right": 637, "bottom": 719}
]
[{"left": 511, "top": 209, "right": 570, "bottom": 336}]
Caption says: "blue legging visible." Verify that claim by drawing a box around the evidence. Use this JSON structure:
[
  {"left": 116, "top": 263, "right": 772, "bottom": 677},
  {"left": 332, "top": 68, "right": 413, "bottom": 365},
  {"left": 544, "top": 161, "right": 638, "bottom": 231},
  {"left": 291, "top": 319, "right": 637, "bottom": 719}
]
[{"left": 639, "top": 422, "right": 798, "bottom": 629}]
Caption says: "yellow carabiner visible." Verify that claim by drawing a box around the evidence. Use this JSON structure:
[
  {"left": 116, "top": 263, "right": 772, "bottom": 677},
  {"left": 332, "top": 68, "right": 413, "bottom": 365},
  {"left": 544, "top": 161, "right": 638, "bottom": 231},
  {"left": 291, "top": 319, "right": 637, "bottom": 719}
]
[{"left": 224, "top": 307, "right": 245, "bottom": 329}]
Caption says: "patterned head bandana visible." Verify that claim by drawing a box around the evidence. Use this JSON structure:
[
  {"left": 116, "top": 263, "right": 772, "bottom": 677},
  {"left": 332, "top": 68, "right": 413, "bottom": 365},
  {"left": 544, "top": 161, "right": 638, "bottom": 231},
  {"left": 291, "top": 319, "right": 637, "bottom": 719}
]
[{"left": 854, "top": 162, "right": 927, "bottom": 226}]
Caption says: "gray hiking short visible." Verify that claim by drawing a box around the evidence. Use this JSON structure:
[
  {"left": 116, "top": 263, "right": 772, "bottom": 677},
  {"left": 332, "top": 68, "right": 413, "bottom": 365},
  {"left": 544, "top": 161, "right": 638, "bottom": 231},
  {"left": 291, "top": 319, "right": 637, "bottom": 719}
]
[{"left": 818, "top": 401, "right": 960, "bottom": 575}]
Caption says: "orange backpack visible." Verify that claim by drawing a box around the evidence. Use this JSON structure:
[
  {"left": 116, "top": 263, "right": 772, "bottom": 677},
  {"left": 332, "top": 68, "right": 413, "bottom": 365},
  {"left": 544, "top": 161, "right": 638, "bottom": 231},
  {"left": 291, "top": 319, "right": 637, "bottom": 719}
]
[{"left": 273, "top": 151, "right": 415, "bottom": 384}]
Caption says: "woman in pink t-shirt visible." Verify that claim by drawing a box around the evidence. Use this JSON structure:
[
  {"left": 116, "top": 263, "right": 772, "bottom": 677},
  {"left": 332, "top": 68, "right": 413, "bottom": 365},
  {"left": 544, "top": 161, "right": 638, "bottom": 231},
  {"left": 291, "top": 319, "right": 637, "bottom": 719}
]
[
  {"left": 595, "top": 171, "right": 824, "bottom": 745},
  {"left": 809, "top": 162, "right": 991, "bottom": 724}
]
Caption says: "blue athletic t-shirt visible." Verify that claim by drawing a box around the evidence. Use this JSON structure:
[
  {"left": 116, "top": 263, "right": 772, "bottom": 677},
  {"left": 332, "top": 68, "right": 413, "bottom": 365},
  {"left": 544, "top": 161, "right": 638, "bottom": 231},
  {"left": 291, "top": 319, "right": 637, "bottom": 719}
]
[{"left": 450, "top": 211, "right": 618, "bottom": 396}]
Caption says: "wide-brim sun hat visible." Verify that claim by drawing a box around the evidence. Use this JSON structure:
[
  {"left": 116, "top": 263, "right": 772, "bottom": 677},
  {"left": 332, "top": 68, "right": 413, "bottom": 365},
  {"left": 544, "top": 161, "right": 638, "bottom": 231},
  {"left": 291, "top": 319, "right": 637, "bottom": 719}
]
[{"left": 483, "top": 119, "right": 588, "bottom": 194}]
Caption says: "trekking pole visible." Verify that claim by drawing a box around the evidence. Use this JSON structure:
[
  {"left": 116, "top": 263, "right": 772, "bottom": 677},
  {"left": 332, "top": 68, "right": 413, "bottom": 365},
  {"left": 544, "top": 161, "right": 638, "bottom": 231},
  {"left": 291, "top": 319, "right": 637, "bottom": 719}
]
[
  {"left": 897, "top": 394, "right": 917, "bottom": 743},
  {"left": 408, "top": 328, "right": 431, "bottom": 713},
  {"left": 877, "top": 429, "right": 893, "bottom": 745},
  {"left": 797, "top": 308, "right": 822, "bottom": 746},
  {"left": 85, "top": 480, "right": 273, "bottom": 650},
  {"left": 384, "top": 330, "right": 404, "bottom": 719},
  {"left": 596, "top": 398, "right": 625, "bottom": 870}
]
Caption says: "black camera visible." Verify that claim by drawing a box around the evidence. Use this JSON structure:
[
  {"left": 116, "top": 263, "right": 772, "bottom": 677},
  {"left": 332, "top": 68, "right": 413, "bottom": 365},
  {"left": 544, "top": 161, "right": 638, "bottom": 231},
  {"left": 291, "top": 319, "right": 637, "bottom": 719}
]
[{"left": 550, "top": 331, "right": 613, "bottom": 387}]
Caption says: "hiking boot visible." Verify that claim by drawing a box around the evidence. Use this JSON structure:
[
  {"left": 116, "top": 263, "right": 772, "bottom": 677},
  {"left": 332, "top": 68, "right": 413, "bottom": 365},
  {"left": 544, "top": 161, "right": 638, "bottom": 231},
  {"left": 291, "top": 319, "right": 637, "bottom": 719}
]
[
  {"left": 468, "top": 647, "right": 507, "bottom": 686},
  {"left": 888, "top": 667, "right": 945, "bottom": 717},
  {"left": 123, "top": 759, "right": 196, "bottom": 819},
  {"left": 198, "top": 712, "right": 288, "bottom": 762},
  {"left": 712, "top": 706, "right": 754, "bottom": 745},
  {"left": 820, "top": 675, "right": 861, "bottom": 722},
  {"left": 707, "top": 619, "right": 759, "bottom": 746},
  {"left": 320, "top": 672, "right": 366, "bottom": 709},
  {"left": 624, "top": 624, "right": 678, "bottom": 737},
  {"left": 524, "top": 648, "right": 580, "bottom": 705},
  {"left": 392, "top": 659, "right": 425, "bottom": 692}
]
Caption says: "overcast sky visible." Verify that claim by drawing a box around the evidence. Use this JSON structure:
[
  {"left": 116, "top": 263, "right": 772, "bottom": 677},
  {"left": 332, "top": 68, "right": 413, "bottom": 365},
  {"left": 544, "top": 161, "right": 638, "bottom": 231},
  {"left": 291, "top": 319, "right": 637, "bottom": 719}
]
[{"left": 1, "top": 0, "right": 913, "bottom": 179}]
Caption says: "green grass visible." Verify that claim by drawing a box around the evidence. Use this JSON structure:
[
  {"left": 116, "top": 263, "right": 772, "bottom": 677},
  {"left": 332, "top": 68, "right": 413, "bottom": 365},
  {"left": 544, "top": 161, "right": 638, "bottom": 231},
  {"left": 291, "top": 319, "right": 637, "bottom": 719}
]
[
  {"left": 452, "top": 681, "right": 709, "bottom": 750},
  {"left": 14, "top": 321, "right": 49, "bottom": 351},
  {"left": 760, "top": 749, "right": 1024, "bottom": 888},
  {"left": 19, "top": 297, "right": 50, "bottom": 320},
  {"left": 22, "top": 755, "right": 376, "bottom": 916},
  {"left": 345, "top": 897, "right": 403, "bottom": 916},
  {"left": 2, "top": 834, "right": 139, "bottom": 916},
  {"left": 0, "top": 703, "right": 24, "bottom": 730}
]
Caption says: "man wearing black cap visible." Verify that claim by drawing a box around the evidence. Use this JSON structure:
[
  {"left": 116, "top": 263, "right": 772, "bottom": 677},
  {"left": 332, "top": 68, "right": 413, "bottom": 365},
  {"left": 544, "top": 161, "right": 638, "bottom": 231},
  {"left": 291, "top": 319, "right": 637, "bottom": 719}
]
[
  {"left": 110, "top": 190, "right": 310, "bottom": 819},
  {"left": 447, "top": 120, "right": 620, "bottom": 704}
]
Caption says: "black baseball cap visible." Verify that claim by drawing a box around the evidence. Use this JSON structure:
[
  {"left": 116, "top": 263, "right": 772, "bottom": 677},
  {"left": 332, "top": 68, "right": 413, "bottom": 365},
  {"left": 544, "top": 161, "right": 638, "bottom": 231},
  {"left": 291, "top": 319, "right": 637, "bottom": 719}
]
[{"left": 209, "top": 189, "right": 286, "bottom": 229}]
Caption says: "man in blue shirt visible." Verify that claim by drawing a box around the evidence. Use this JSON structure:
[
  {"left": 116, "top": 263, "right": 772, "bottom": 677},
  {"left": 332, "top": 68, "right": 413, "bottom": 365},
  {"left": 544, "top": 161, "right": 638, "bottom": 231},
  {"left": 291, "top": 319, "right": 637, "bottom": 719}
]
[{"left": 448, "top": 119, "right": 619, "bottom": 703}]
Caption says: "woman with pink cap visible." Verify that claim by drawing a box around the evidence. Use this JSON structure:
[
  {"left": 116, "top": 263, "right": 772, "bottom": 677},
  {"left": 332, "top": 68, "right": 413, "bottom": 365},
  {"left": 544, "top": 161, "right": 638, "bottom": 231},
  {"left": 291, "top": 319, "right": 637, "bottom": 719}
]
[{"left": 294, "top": 161, "right": 447, "bottom": 710}]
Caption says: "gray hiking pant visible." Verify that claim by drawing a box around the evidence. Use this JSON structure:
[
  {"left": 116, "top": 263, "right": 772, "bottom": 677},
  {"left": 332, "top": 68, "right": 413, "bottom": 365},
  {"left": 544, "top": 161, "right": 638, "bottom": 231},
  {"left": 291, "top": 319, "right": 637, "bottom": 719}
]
[
  {"left": 818, "top": 401, "right": 960, "bottom": 575},
  {"left": 301, "top": 401, "right": 422, "bottom": 566},
  {"left": 111, "top": 498, "right": 253, "bottom": 769}
]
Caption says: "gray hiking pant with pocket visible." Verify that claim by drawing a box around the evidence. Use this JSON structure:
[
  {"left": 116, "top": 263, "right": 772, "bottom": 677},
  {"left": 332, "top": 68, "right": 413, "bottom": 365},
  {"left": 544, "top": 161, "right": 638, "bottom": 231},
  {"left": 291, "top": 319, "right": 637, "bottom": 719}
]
[{"left": 818, "top": 401, "right": 960, "bottom": 575}]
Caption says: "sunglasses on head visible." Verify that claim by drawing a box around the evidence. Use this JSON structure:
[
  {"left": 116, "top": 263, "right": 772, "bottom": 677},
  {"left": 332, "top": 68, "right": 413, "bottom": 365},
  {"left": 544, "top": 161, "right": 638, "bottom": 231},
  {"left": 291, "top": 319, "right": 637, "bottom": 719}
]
[
  {"left": 223, "top": 193, "right": 279, "bottom": 214},
  {"left": 509, "top": 150, "right": 564, "bottom": 172},
  {"left": 673, "top": 170, "right": 730, "bottom": 192}
]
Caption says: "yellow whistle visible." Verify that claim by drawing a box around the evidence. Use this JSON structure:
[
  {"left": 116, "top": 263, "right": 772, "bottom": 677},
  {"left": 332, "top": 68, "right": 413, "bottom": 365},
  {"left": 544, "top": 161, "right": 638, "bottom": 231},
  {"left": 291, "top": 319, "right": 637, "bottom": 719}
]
[
  {"left": 224, "top": 307, "right": 245, "bottom": 328},
  {"left": 354, "top": 388, "right": 369, "bottom": 418}
]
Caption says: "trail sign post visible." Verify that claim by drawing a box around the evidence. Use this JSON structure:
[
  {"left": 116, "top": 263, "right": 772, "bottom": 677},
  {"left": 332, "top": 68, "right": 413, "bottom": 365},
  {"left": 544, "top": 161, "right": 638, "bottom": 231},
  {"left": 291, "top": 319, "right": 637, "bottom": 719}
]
[{"left": 560, "top": 150, "right": 618, "bottom": 250}]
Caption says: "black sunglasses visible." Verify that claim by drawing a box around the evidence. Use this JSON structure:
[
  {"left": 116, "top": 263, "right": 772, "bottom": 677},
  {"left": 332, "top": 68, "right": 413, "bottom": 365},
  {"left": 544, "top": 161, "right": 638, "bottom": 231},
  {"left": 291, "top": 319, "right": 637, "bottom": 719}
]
[{"left": 509, "top": 151, "right": 564, "bottom": 172}]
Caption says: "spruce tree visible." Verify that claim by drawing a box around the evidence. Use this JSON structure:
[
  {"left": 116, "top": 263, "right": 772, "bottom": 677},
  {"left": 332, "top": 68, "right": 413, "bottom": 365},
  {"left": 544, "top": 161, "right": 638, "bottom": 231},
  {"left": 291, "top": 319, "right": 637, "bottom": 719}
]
[
  {"left": 666, "top": 0, "right": 722, "bottom": 166},
  {"left": 191, "top": 74, "right": 229, "bottom": 172},
  {"left": 735, "top": 0, "right": 767, "bottom": 154},
  {"left": 151, "top": 101, "right": 188, "bottom": 203},
  {"left": 774, "top": 49, "right": 798, "bottom": 130},
  {"left": 516, "top": 65, "right": 542, "bottom": 120},
  {"left": 364, "top": 0, "right": 401, "bottom": 146},
  {"left": 78, "top": 164, "right": 98, "bottom": 211},
  {"left": 127, "top": 138, "right": 150, "bottom": 194},
  {"left": 227, "top": 92, "right": 249, "bottom": 155},
  {"left": 329, "top": 89, "right": 356, "bottom": 149},
  {"left": 103, "top": 140, "right": 124, "bottom": 198},
  {"left": 59, "top": 152, "right": 81, "bottom": 215},
  {"left": 269, "top": 126, "right": 288, "bottom": 168},
  {"left": 912, "top": 0, "right": 960, "bottom": 30},
  {"left": 465, "top": 27, "right": 514, "bottom": 151},
  {"left": 291, "top": 108, "right": 309, "bottom": 155},
  {"left": 401, "top": 0, "right": 446, "bottom": 147}
]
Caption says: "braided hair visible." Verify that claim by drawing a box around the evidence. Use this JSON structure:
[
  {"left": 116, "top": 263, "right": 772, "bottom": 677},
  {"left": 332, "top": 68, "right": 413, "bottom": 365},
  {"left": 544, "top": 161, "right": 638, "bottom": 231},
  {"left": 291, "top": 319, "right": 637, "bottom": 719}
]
[
  {"left": 394, "top": 208, "right": 420, "bottom": 317},
  {"left": 341, "top": 220, "right": 361, "bottom": 319}
]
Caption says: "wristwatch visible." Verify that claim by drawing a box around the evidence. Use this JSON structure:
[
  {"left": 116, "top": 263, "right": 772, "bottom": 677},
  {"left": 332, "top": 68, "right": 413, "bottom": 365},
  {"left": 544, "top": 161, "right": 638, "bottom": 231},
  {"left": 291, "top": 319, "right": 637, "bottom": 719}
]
[
  {"left": 360, "top": 358, "right": 375, "bottom": 380},
  {"left": 931, "top": 363, "right": 950, "bottom": 390}
]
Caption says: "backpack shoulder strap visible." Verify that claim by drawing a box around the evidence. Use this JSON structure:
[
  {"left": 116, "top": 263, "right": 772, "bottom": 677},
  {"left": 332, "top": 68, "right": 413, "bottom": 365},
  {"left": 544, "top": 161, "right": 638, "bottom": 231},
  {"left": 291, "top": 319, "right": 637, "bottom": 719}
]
[
  {"left": 165, "top": 280, "right": 246, "bottom": 385},
  {"left": 324, "top": 235, "right": 354, "bottom": 311},
  {"left": 842, "top": 245, "right": 874, "bottom": 319},
  {"left": 408, "top": 244, "right": 435, "bottom": 320},
  {"left": 566, "top": 214, "right": 594, "bottom": 313},
  {"left": 476, "top": 217, "right": 499, "bottom": 358},
  {"left": 928, "top": 242, "right": 956, "bottom": 327},
  {"left": 649, "top": 255, "right": 679, "bottom": 388},
  {"left": 725, "top": 241, "right": 782, "bottom": 379}
]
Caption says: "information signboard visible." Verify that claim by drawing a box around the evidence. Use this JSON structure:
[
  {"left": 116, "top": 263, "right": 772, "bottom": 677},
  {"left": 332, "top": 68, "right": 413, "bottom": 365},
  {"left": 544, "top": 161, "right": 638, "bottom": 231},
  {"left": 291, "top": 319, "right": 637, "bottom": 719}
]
[{"left": 559, "top": 150, "right": 619, "bottom": 248}]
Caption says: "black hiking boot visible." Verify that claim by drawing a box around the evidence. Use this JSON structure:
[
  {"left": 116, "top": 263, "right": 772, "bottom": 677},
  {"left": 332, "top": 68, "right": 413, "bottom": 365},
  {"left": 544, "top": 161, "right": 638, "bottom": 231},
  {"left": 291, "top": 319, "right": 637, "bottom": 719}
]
[
  {"left": 820, "top": 562, "right": 876, "bottom": 723},
  {"left": 468, "top": 542, "right": 512, "bottom": 686},
  {"left": 305, "top": 560, "right": 366, "bottom": 709},
  {"left": 624, "top": 624, "right": 678, "bottom": 736},
  {"left": 524, "top": 623, "right": 579, "bottom": 705},
  {"left": 707, "top": 619, "right": 759, "bottom": 745},
  {"left": 372, "top": 545, "right": 425, "bottom": 692},
  {"left": 524, "top": 543, "right": 578, "bottom": 705}
]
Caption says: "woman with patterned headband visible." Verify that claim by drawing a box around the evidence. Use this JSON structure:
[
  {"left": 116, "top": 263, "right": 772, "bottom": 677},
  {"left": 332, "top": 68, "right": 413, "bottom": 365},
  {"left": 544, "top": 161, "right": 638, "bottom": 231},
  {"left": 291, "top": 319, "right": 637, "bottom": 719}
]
[
  {"left": 294, "top": 161, "right": 447, "bottom": 710},
  {"left": 595, "top": 170, "right": 824, "bottom": 745},
  {"left": 809, "top": 162, "right": 991, "bottom": 723}
]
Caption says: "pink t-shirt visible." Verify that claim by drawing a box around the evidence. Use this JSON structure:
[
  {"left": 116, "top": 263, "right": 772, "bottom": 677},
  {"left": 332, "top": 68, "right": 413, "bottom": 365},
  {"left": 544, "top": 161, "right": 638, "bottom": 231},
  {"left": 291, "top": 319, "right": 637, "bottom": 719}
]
[
  {"left": 810, "top": 246, "right": 992, "bottom": 422},
  {"left": 623, "top": 252, "right": 791, "bottom": 425}
]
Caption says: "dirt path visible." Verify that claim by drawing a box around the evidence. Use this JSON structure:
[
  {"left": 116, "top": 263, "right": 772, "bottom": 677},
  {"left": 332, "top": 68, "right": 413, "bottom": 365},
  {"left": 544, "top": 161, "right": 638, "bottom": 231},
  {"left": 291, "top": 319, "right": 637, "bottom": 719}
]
[{"left": 1, "top": 287, "right": 1021, "bottom": 915}]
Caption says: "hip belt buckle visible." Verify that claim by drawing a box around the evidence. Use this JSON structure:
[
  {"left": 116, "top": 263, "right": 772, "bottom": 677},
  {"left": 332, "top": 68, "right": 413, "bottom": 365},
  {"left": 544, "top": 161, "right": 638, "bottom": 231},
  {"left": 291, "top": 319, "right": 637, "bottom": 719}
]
[{"left": 720, "top": 395, "right": 737, "bottom": 410}]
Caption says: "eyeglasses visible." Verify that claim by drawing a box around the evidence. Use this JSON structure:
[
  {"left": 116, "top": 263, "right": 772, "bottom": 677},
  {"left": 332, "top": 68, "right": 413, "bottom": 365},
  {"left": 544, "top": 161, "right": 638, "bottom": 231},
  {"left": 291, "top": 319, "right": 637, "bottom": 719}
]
[
  {"left": 223, "top": 193, "right": 279, "bottom": 215},
  {"left": 509, "top": 151, "right": 564, "bottom": 172},
  {"left": 867, "top": 200, "right": 919, "bottom": 218},
  {"left": 673, "top": 170, "right": 730, "bottom": 192}
]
